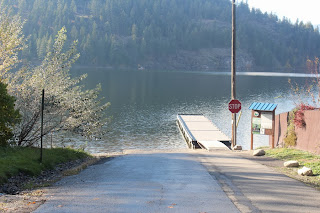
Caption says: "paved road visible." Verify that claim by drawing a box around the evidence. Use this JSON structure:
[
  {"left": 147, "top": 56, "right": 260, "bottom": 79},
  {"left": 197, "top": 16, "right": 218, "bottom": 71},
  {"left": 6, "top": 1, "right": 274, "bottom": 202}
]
[
  {"left": 35, "top": 149, "right": 320, "bottom": 213},
  {"left": 192, "top": 150, "right": 320, "bottom": 213},
  {"left": 34, "top": 150, "right": 239, "bottom": 213}
]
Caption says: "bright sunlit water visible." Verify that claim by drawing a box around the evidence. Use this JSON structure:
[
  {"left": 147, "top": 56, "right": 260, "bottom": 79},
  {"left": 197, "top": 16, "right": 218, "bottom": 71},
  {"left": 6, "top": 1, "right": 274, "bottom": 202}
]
[{"left": 55, "top": 69, "right": 313, "bottom": 153}]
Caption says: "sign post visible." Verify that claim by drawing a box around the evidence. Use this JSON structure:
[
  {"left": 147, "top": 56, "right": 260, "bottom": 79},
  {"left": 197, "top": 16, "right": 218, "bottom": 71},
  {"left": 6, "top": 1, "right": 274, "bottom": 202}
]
[
  {"left": 231, "top": 0, "right": 237, "bottom": 148},
  {"left": 229, "top": 99, "right": 241, "bottom": 147},
  {"left": 249, "top": 102, "right": 277, "bottom": 150}
]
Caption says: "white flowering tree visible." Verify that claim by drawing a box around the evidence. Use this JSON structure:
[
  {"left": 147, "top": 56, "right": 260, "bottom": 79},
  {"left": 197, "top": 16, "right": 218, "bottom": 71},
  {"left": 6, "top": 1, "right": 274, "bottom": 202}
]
[
  {"left": 7, "top": 27, "right": 110, "bottom": 146},
  {"left": 0, "top": 4, "right": 110, "bottom": 147},
  {"left": 0, "top": 5, "right": 26, "bottom": 81}
]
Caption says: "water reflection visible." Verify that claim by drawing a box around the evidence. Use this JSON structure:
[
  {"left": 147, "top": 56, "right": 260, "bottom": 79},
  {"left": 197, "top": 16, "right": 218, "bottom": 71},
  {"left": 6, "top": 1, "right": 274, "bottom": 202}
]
[{"left": 62, "top": 69, "right": 310, "bottom": 153}]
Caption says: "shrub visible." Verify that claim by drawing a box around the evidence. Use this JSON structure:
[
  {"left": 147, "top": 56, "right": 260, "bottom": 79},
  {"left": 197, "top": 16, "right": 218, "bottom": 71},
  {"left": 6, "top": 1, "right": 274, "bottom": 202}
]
[
  {"left": 294, "top": 103, "right": 315, "bottom": 128},
  {"left": 0, "top": 82, "right": 20, "bottom": 146},
  {"left": 284, "top": 110, "right": 297, "bottom": 147}
]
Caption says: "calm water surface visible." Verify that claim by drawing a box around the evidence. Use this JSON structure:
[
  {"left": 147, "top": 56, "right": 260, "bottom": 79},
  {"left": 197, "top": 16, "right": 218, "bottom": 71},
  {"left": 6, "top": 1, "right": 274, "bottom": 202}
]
[{"left": 61, "top": 69, "right": 310, "bottom": 153}]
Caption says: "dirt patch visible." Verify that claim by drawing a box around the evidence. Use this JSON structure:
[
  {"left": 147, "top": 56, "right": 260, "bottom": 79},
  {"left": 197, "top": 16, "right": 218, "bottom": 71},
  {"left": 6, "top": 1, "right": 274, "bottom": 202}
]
[{"left": 0, "top": 190, "right": 46, "bottom": 212}]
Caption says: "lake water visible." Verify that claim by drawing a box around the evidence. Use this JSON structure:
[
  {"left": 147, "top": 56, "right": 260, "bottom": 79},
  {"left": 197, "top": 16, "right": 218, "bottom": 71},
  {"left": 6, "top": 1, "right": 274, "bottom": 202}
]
[{"left": 62, "top": 69, "right": 312, "bottom": 153}]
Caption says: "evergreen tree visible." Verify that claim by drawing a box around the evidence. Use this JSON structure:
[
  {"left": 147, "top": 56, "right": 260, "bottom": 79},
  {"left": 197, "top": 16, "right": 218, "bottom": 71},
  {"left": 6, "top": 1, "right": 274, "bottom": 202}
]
[
  {"left": 0, "top": 82, "right": 20, "bottom": 146},
  {"left": 2, "top": 0, "right": 320, "bottom": 70}
]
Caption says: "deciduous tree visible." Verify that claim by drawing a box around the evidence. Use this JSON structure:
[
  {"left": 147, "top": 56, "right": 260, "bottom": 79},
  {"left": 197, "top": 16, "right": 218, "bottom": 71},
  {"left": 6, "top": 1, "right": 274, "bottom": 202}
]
[
  {"left": 8, "top": 27, "right": 110, "bottom": 146},
  {"left": 0, "top": 82, "right": 20, "bottom": 146},
  {"left": 0, "top": 5, "right": 26, "bottom": 80}
]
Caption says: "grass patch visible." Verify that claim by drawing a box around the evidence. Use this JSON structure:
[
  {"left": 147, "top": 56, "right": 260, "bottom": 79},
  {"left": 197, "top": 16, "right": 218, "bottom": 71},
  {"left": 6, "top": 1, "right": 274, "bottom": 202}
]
[
  {"left": 266, "top": 148, "right": 320, "bottom": 175},
  {"left": 0, "top": 147, "right": 91, "bottom": 185}
]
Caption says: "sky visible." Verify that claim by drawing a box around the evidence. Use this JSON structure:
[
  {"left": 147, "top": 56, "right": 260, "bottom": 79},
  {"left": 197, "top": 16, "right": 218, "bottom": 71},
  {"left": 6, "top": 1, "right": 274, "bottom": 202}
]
[{"left": 244, "top": 0, "right": 320, "bottom": 25}]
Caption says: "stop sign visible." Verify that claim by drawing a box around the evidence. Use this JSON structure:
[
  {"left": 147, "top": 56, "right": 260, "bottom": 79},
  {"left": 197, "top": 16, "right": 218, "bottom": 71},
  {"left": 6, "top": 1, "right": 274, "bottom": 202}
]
[{"left": 229, "top": 99, "right": 241, "bottom": 113}]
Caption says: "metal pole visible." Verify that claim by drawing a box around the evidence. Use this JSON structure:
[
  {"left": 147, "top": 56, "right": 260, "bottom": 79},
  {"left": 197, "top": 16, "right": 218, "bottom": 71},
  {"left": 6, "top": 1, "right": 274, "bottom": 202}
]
[
  {"left": 40, "top": 89, "right": 44, "bottom": 163},
  {"left": 231, "top": 0, "right": 237, "bottom": 147}
]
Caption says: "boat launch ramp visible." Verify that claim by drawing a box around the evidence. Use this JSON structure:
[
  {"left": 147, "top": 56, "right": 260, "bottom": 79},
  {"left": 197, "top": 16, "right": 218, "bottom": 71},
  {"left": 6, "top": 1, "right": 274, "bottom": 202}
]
[{"left": 177, "top": 114, "right": 231, "bottom": 150}]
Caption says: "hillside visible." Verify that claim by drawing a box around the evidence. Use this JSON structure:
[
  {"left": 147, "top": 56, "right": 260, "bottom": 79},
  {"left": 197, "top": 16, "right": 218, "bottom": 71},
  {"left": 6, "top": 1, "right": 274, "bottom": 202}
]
[{"left": 5, "top": 0, "right": 320, "bottom": 71}]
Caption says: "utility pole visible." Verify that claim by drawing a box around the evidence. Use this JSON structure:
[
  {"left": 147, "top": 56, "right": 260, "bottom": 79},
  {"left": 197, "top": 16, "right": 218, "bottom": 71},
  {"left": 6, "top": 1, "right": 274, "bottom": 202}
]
[{"left": 231, "top": 0, "right": 237, "bottom": 148}]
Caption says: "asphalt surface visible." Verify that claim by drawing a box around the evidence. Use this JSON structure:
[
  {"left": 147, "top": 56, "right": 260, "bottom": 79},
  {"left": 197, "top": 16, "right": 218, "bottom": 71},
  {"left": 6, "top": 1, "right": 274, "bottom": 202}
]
[
  {"left": 34, "top": 149, "right": 320, "bottom": 213},
  {"left": 192, "top": 150, "right": 320, "bottom": 213},
  {"left": 34, "top": 150, "right": 239, "bottom": 213}
]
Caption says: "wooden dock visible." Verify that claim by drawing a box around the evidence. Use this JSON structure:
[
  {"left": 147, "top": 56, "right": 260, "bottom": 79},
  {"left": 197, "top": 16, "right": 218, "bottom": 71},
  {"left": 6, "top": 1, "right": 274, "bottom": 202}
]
[{"left": 177, "top": 114, "right": 231, "bottom": 150}]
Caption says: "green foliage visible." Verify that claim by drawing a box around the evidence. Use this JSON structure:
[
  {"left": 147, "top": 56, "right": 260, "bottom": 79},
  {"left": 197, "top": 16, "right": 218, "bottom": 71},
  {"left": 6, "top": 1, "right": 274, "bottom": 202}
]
[
  {"left": 0, "top": 82, "right": 20, "bottom": 146},
  {"left": 283, "top": 110, "right": 297, "bottom": 147},
  {"left": 304, "top": 162, "right": 320, "bottom": 175},
  {"left": 266, "top": 148, "right": 320, "bottom": 175},
  {"left": 1, "top": 0, "right": 320, "bottom": 69},
  {"left": 0, "top": 147, "right": 90, "bottom": 184},
  {"left": 266, "top": 148, "right": 315, "bottom": 160}
]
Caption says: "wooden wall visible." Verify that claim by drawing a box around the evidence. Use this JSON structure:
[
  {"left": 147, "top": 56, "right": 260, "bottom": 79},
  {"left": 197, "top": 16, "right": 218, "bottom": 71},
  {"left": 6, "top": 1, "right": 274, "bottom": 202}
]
[{"left": 271, "top": 110, "right": 320, "bottom": 154}]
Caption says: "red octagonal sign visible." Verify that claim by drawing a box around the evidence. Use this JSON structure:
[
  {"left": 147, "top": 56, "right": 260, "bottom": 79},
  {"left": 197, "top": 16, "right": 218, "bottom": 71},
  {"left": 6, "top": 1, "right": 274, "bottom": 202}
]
[{"left": 229, "top": 99, "right": 241, "bottom": 113}]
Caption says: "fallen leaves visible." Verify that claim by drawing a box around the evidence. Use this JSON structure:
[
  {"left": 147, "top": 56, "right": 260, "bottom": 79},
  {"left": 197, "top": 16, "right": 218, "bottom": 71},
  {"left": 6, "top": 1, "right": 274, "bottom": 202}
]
[
  {"left": 22, "top": 190, "right": 44, "bottom": 197},
  {"left": 27, "top": 201, "right": 36, "bottom": 205},
  {"left": 168, "top": 203, "right": 177, "bottom": 208},
  {"left": 0, "top": 192, "right": 45, "bottom": 212}
]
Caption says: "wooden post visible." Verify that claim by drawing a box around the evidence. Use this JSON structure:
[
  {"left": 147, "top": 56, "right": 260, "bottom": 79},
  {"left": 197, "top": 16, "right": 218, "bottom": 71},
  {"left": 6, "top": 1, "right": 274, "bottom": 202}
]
[
  {"left": 272, "top": 110, "right": 275, "bottom": 148},
  {"left": 40, "top": 89, "right": 44, "bottom": 163},
  {"left": 231, "top": 0, "right": 237, "bottom": 147},
  {"left": 232, "top": 113, "right": 237, "bottom": 147},
  {"left": 51, "top": 132, "right": 53, "bottom": 149},
  {"left": 251, "top": 110, "right": 254, "bottom": 150}
]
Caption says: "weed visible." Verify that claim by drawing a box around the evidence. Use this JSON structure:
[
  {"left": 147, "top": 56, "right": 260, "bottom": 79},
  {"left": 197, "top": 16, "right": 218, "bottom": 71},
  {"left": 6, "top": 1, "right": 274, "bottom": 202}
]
[
  {"left": 266, "top": 148, "right": 320, "bottom": 175},
  {"left": 0, "top": 147, "right": 91, "bottom": 185},
  {"left": 284, "top": 110, "right": 297, "bottom": 147}
]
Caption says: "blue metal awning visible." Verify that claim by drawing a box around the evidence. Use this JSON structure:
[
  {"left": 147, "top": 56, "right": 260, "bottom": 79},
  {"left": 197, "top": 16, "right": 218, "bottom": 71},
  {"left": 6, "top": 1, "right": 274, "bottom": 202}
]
[{"left": 249, "top": 102, "right": 277, "bottom": 111}]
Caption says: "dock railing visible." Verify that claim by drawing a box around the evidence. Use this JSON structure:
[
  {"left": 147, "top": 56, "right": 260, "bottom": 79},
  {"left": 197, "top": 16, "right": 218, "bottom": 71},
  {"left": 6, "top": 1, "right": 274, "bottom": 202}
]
[{"left": 177, "top": 114, "right": 199, "bottom": 149}]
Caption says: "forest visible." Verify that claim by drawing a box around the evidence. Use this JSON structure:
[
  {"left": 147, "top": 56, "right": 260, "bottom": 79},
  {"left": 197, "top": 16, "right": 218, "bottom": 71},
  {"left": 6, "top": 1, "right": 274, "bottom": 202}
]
[{"left": 3, "top": 0, "right": 320, "bottom": 71}]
